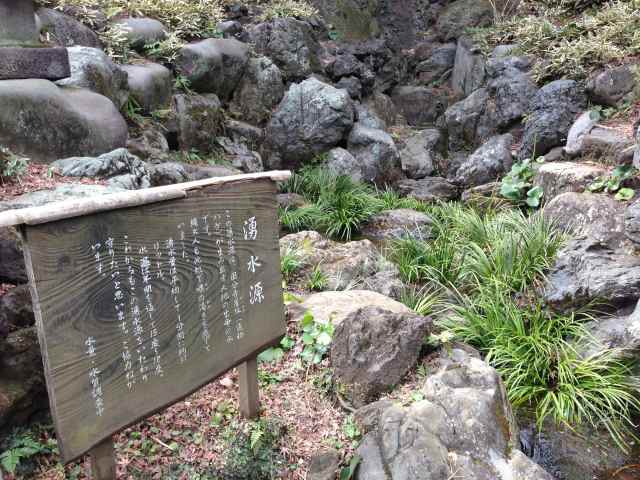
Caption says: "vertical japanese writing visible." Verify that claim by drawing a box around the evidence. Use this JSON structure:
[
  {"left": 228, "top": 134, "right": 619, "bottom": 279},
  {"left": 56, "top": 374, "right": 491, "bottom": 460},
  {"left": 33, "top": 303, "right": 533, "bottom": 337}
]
[
  {"left": 244, "top": 216, "right": 264, "bottom": 307},
  {"left": 85, "top": 336, "right": 104, "bottom": 417},
  {"left": 140, "top": 247, "right": 163, "bottom": 378},
  {"left": 125, "top": 238, "right": 148, "bottom": 383},
  {"left": 107, "top": 237, "right": 135, "bottom": 390},
  {"left": 90, "top": 242, "right": 104, "bottom": 277},
  {"left": 214, "top": 215, "right": 233, "bottom": 344},
  {"left": 154, "top": 241, "right": 165, "bottom": 281},
  {"left": 166, "top": 238, "right": 187, "bottom": 363},
  {"left": 191, "top": 217, "right": 211, "bottom": 351},
  {"left": 226, "top": 210, "right": 244, "bottom": 341}
]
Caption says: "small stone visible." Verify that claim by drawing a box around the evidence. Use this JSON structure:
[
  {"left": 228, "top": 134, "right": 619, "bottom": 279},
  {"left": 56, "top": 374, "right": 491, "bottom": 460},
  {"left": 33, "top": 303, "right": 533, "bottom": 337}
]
[
  {"left": 454, "top": 134, "right": 513, "bottom": 187},
  {"left": 308, "top": 449, "right": 341, "bottom": 480},
  {"left": 37, "top": 7, "right": 101, "bottom": 48},
  {"left": 586, "top": 65, "right": 636, "bottom": 107},
  {"left": 113, "top": 17, "right": 167, "bottom": 52},
  {"left": 399, "top": 128, "right": 445, "bottom": 179},
  {"left": 122, "top": 63, "right": 173, "bottom": 114},
  {"left": 361, "top": 209, "right": 433, "bottom": 242},
  {"left": 391, "top": 85, "right": 449, "bottom": 126},
  {"left": 347, "top": 123, "right": 401, "bottom": 185},
  {"left": 533, "top": 162, "right": 607, "bottom": 203},
  {"left": 397, "top": 177, "right": 459, "bottom": 203},
  {"left": 325, "top": 147, "right": 361, "bottom": 182}
]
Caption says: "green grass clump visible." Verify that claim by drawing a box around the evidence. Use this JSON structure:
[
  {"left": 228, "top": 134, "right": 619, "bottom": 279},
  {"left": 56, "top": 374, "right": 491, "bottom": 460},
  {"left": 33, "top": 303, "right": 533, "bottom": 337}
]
[
  {"left": 474, "top": 1, "right": 640, "bottom": 82},
  {"left": 280, "top": 247, "right": 302, "bottom": 281},
  {"left": 441, "top": 281, "right": 640, "bottom": 451}
]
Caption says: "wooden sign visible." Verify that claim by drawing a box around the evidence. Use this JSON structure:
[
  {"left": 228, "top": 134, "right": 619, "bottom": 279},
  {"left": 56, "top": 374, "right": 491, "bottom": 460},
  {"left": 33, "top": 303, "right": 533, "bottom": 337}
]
[{"left": 0, "top": 172, "right": 290, "bottom": 465}]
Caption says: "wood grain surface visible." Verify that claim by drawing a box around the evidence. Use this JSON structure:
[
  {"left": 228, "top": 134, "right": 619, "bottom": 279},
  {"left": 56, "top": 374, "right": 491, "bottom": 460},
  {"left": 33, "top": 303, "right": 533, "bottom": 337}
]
[{"left": 21, "top": 178, "right": 286, "bottom": 462}]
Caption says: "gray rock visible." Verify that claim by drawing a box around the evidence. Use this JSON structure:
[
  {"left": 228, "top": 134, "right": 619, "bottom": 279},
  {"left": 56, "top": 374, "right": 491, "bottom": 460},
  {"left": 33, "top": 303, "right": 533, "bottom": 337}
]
[
  {"left": 279, "top": 231, "right": 401, "bottom": 294},
  {"left": 436, "top": 0, "right": 493, "bottom": 41},
  {"left": 455, "top": 134, "right": 513, "bottom": 187},
  {"left": 364, "top": 92, "right": 398, "bottom": 128},
  {"left": 519, "top": 80, "right": 587, "bottom": 160},
  {"left": 287, "top": 290, "right": 412, "bottom": 328},
  {"left": 183, "top": 164, "right": 241, "bottom": 180},
  {"left": 217, "top": 137, "right": 263, "bottom": 173},
  {"left": 146, "top": 162, "right": 190, "bottom": 186},
  {"left": 580, "top": 126, "right": 634, "bottom": 162},
  {"left": 581, "top": 303, "right": 640, "bottom": 358},
  {"left": 361, "top": 209, "right": 433, "bottom": 242},
  {"left": 347, "top": 124, "right": 402, "bottom": 186},
  {"left": 248, "top": 18, "right": 321, "bottom": 80},
  {"left": 37, "top": 7, "right": 101, "bottom": 48},
  {"left": 417, "top": 42, "right": 457, "bottom": 86},
  {"left": 277, "top": 193, "right": 306, "bottom": 210},
  {"left": 331, "top": 306, "right": 432, "bottom": 406},
  {"left": 0, "top": 285, "right": 33, "bottom": 330},
  {"left": 397, "top": 177, "right": 459, "bottom": 202},
  {"left": 444, "top": 88, "right": 491, "bottom": 152},
  {"left": 225, "top": 119, "right": 264, "bottom": 147},
  {"left": 122, "top": 63, "right": 172, "bottom": 114},
  {"left": 543, "top": 192, "right": 626, "bottom": 249},
  {"left": 0, "top": 184, "right": 124, "bottom": 213},
  {"left": 533, "top": 162, "right": 607, "bottom": 203},
  {"left": 229, "top": 56, "right": 285, "bottom": 126},
  {"left": 451, "top": 36, "right": 486, "bottom": 98},
  {"left": 325, "top": 147, "right": 362, "bottom": 182},
  {"left": 355, "top": 103, "right": 386, "bottom": 130},
  {"left": 335, "top": 76, "right": 362, "bottom": 100},
  {"left": 0, "top": 79, "right": 127, "bottom": 163},
  {"left": 172, "top": 93, "right": 225, "bottom": 153},
  {"left": 329, "top": 52, "right": 363, "bottom": 79},
  {"left": 485, "top": 60, "right": 537, "bottom": 129},
  {"left": 399, "top": 129, "right": 445, "bottom": 179},
  {"left": 0, "top": 228, "right": 26, "bottom": 284},
  {"left": 0, "top": 328, "right": 47, "bottom": 430},
  {"left": 625, "top": 198, "right": 640, "bottom": 245},
  {"left": 217, "top": 20, "right": 243, "bottom": 39},
  {"left": 56, "top": 46, "right": 129, "bottom": 109},
  {"left": 113, "top": 17, "right": 167, "bottom": 52},
  {"left": 586, "top": 65, "right": 636, "bottom": 107},
  {"left": 308, "top": 449, "right": 341, "bottom": 480},
  {"left": 175, "top": 38, "right": 248, "bottom": 99},
  {"left": 544, "top": 237, "right": 640, "bottom": 310},
  {"left": 634, "top": 124, "right": 640, "bottom": 170},
  {"left": 564, "top": 111, "right": 598, "bottom": 156},
  {"left": 391, "top": 85, "right": 448, "bottom": 126},
  {"left": 355, "top": 348, "right": 552, "bottom": 480},
  {"left": 0, "top": 46, "right": 70, "bottom": 81},
  {"left": 264, "top": 78, "right": 354, "bottom": 170},
  {"left": 127, "top": 122, "right": 170, "bottom": 162}
]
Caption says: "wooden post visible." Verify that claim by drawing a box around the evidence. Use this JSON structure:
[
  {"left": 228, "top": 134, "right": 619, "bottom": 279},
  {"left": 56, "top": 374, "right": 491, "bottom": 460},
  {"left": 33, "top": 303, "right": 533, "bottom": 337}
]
[
  {"left": 238, "top": 356, "right": 260, "bottom": 418},
  {"left": 89, "top": 438, "right": 116, "bottom": 480}
]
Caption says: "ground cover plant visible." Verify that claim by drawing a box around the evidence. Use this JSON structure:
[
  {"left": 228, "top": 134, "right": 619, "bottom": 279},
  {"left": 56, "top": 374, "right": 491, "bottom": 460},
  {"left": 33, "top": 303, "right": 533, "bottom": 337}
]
[{"left": 472, "top": 0, "right": 640, "bottom": 82}]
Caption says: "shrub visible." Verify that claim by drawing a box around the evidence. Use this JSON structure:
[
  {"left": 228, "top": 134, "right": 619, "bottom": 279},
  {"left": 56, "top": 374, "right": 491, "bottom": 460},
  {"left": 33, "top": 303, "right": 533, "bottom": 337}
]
[
  {"left": 441, "top": 281, "right": 640, "bottom": 451},
  {"left": 258, "top": 0, "right": 318, "bottom": 21}
]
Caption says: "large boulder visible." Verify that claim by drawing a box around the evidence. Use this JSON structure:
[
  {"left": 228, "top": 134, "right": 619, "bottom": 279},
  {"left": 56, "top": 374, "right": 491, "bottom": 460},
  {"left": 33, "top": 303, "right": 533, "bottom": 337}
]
[
  {"left": 56, "top": 46, "right": 129, "bottom": 110},
  {"left": 264, "top": 78, "right": 354, "bottom": 170},
  {"left": 146, "top": 162, "right": 190, "bottom": 186},
  {"left": 391, "top": 86, "right": 449, "bottom": 126},
  {"left": 171, "top": 93, "right": 225, "bottom": 153},
  {"left": 51, "top": 148, "right": 150, "bottom": 189},
  {"left": 279, "top": 231, "right": 402, "bottom": 297},
  {"left": 37, "top": 7, "right": 101, "bottom": 48},
  {"left": 399, "top": 129, "right": 445, "bottom": 179},
  {"left": 0, "top": 229, "right": 26, "bottom": 284},
  {"left": 397, "top": 177, "right": 459, "bottom": 203},
  {"left": 112, "top": 17, "right": 167, "bottom": 52},
  {"left": 519, "top": 80, "right": 587, "bottom": 160},
  {"left": 0, "top": 80, "right": 127, "bottom": 163},
  {"left": 347, "top": 124, "right": 402, "bottom": 186},
  {"left": 325, "top": 147, "right": 361, "bottom": 182},
  {"left": 174, "top": 38, "right": 249, "bottom": 99},
  {"left": 217, "top": 137, "right": 263, "bottom": 173},
  {"left": 287, "top": 290, "right": 412, "bottom": 327},
  {"left": 229, "top": 56, "right": 285, "bottom": 126},
  {"left": 451, "top": 36, "right": 486, "bottom": 99},
  {"left": 444, "top": 88, "right": 492, "bottom": 152},
  {"left": 355, "top": 348, "right": 552, "bottom": 480},
  {"left": 331, "top": 306, "right": 432, "bottom": 406},
  {"left": 533, "top": 162, "right": 607, "bottom": 202},
  {"left": 586, "top": 65, "right": 636, "bottom": 107},
  {"left": 454, "top": 134, "right": 513, "bottom": 187},
  {"left": 126, "top": 121, "right": 170, "bottom": 162},
  {"left": 625, "top": 198, "right": 640, "bottom": 246},
  {"left": 361, "top": 209, "right": 433, "bottom": 242},
  {"left": 248, "top": 18, "right": 322, "bottom": 80},
  {"left": 416, "top": 42, "right": 457, "bottom": 86},
  {"left": 121, "top": 63, "right": 173, "bottom": 114},
  {"left": 0, "top": 328, "right": 48, "bottom": 430},
  {"left": 436, "top": 0, "right": 494, "bottom": 41}
]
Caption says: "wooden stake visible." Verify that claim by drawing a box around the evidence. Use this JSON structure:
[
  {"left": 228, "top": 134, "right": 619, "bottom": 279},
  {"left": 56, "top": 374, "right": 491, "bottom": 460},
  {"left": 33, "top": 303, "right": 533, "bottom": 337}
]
[
  {"left": 238, "top": 356, "right": 260, "bottom": 418},
  {"left": 89, "top": 438, "right": 116, "bottom": 480}
]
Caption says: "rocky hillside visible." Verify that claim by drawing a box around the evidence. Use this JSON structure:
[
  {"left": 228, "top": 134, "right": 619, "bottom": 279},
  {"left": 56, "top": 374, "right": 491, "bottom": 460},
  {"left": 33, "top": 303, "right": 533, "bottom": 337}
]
[{"left": 1, "top": 0, "right": 640, "bottom": 479}]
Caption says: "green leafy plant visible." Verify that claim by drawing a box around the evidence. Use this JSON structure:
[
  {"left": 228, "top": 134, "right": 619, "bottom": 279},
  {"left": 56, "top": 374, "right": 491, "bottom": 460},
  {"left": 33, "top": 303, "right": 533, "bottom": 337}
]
[
  {"left": 588, "top": 165, "right": 636, "bottom": 201},
  {"left": 174, "top": 74, "right": 193, "bottom": 93},
  {"left": 307, "top": 264, "right": 329, "bottom": 291},
  {"left": 342, "top": 416, "right": 361, "bottom": 443},
  {"left": 0, "top": 146, "right": 28, "bottom": 183},
  {"left": 124, "top": 95, "right": 144, "bottom": 124},
  {"left": 280, "top": 247, "right": 302, "bottom": 281},
  {"left": 144, "top": 31, "right": 185, "bottom": 63},
  {"left": 257, "top": 336, "right": 295, "bottom": 363},
  {"left": 258, "top": 0, "right": 318, "bottom": 21},
  {"left": 399, "top": 285, "right": 444, "bottom": 316},
  {"left": 500, "top": 157, "right": 545, "bottom": 207},
  {"left": 0, "top": 429, "right": 56, "bottom": 475},
  {"left": 300, "top": 311, "right": 334, "bottom": 364},
  {"left": 339, "top": 455, "right": 362, "bottom": 480}
]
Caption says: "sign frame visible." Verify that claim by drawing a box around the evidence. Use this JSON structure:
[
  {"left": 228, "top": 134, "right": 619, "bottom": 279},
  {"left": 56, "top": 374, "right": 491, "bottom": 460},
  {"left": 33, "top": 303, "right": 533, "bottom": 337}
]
[{"left": 0, "top": 171, "right": 291, "bottom": 476}]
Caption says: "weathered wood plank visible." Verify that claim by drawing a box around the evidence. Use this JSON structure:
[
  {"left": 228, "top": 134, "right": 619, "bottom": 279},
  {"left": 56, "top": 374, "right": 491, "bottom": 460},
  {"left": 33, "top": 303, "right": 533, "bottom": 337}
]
[
  {"left": 0, "top": 170, "right": 291, "bottom": 228},
  {"left": 238, "top": 357, "right": 259, "bottom": 418},
  {"left": 21, "top": 178, "right": 286, "bottom": 462},
  {"left": 89, "top": 438, "right": 116, "bottom": 480}
]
